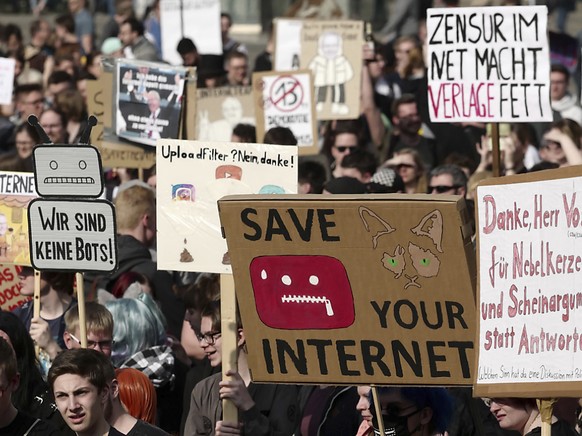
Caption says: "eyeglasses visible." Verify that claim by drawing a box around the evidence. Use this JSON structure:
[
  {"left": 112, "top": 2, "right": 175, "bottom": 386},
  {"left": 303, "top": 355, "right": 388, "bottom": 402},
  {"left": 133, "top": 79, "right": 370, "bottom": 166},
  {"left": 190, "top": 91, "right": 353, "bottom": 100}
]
[
  {"left": 334, "top": 145, "right": 358, "bottom": 153},
  {"left": 68, "top": 333, "right": 114, "bottom": 350},
  {"left": 197, "top": 331, "right": 221, "bottom": 345},
  {"left": 428, "top": 185, "right": 461, "bottom": 193},
  {"left": 541, "top": 140, "right": 561, "bottom": 151}
]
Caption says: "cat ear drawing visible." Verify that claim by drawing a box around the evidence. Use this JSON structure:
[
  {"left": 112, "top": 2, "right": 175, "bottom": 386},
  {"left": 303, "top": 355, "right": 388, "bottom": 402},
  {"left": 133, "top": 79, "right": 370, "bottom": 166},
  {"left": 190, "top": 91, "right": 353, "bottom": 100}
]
[
  {"left": 411, "top": 210, "right": 444, "bottom": 253},
  {"left": 358, "top": 206, "right": 396, "bottom": 249}
]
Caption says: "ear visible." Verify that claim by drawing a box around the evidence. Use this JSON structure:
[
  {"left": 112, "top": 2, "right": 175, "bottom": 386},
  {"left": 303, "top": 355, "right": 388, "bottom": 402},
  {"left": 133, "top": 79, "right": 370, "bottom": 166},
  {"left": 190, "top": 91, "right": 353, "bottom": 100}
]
[
  {"left": 410, "top": 209, "right": 443, "bottom": 253},
  {"left": 109, "top": 379, "right": 119, "bottom": 399},
  {"left": 63, "top": 331, "right": 74, "bottom": 349},
  {"left": 237, "top": 328, "right": 245, "bottom": 348},
  {"left": 419, "top": 406, "right": 433, "bottom": 426}
]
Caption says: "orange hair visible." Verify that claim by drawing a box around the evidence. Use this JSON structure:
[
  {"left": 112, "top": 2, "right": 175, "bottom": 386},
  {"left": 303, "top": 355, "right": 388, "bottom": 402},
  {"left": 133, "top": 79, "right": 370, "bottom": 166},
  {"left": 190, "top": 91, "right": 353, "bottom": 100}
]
[{"left": 115, "top": 368, "right": 157, "bottom": 424}]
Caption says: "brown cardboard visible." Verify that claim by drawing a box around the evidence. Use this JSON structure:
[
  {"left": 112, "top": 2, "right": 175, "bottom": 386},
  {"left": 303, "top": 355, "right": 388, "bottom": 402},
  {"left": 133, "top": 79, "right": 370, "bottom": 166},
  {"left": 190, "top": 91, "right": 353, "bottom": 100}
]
[
  {"left": 252, "top": 69, "right": 318, "bottom": 155},
  {"left": 474, "top": 165, "right": 582, "bottom": 398},
  {"left": 0, "top": 265, "right": 30, "bottom": 311},
  {"left": 218, "top": 194, "right": 476, "bottom": 385},
  {"left": 86, "top": 80, "right": 104, "bottom": 148}
]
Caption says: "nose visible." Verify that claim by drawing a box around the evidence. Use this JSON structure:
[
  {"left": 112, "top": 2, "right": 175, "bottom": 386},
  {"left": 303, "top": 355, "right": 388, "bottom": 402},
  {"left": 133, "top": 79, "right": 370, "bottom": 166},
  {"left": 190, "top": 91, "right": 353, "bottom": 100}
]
[
  {"left": 489, "top": 400, "right": 500, "bottom": 413},
  {"left": 356, "top": 397, "right": 369, "bottom": 411},
  {"left": 67, "top": 395, "right": 80, "bottom": 411}
]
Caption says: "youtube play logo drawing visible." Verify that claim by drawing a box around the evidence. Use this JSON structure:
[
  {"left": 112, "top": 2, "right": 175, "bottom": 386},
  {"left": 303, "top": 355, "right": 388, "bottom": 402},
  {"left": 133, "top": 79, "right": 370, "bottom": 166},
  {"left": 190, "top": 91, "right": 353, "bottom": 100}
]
[{"left": 250, "top": 255, "right": 355, "bottom": 329}]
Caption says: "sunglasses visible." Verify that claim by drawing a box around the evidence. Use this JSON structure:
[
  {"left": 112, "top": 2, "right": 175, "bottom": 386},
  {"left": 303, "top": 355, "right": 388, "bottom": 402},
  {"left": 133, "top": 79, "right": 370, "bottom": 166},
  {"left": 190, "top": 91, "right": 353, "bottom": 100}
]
[
  {"left": 334, "top": 145, "right": 358, "bottom": 153},
  {"left": 428, "top": 185, "right": 461, "bottom": 193}
]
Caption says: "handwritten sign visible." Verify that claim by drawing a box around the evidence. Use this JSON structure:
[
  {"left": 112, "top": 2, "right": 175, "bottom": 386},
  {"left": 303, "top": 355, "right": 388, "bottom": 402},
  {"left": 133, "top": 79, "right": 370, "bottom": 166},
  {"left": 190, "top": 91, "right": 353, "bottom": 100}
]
[
  {"left": 0, "top": 58, "right": 15, "bottom": 105},
  {"left": 218, "top": 195, "right": 476, "bottom": 385},
  {"left": 156, "top": 139, "right": 298, "bottom": 274},
  {"left": 427, "top": 6, "right": 551, "bottom": 122},
  {"left": 274, "top": 18, "right": 303, "bottom": 71},
  {"left": 0, "top": 265, "right": 29, "bottom": 311},
  {"left": 28, "top": 199, "right": 117, "bottom": 272},
  {"left": 475, "top": 167, "right": 582, "bottom": 397},
  {"left": 253, "top": 70, "right": 317, "bottom": 153}
]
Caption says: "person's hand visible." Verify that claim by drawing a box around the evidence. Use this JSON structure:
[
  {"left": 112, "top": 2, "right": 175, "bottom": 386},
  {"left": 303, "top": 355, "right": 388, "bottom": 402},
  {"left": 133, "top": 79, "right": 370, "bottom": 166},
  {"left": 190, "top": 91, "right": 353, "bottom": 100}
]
[
  {"left": 475, "top": 135, "right": 492, "bottom": 171},
  {"left": 543, "top": 127, "right": 567, "bottom": 144},
  {"left": 30, "top": 317, "right": 61, "bottom": 358},
  {"left": 362, "top": 43, "right": 374, "bottom": 62},
  {"left": 501, "top": 136, "right": 518, "bottom": 171},
  {"left": 219, "top": 370, "right": 255, "bottom": 412},
  {"left": 216, "top": 420, "right": 241, "bottom": 436}
]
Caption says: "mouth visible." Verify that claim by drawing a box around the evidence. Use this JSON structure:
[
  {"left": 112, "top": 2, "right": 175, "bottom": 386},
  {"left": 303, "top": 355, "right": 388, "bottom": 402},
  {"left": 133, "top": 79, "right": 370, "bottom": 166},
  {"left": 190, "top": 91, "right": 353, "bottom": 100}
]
[{"left": 68, "top": 413, "right": 85, "bottom": 425}]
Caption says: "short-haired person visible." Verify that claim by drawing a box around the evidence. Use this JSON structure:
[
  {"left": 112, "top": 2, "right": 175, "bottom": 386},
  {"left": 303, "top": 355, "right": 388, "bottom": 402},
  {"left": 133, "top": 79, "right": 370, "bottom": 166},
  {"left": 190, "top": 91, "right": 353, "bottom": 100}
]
[
  {"left": 337, "top": 148, "right": 378, "bottom": 183},
  {"left": 119, "top": 17, "right": 159, "bottom": 62},
  {"left": 231, "top": 123, "right": 256, "bottom": 143},
  {"left": 48, "top": 348, "right": 122, "bottom": 436},
  {"left": 225, "top": 51, "right": 249, "bottom": 86},
  {"left": 488, "top": 398, "right": 577, "bottom": 436},
  {"left": 427, "top": 164, "right": 467, "bottom": 196},
  {"left": 0, "top": 337, "right": 60, "bottom": 435},
  {"left": 550, "top": 64, "right": 582, "bottom": 127},
  {"left": 63, "top": 302, "right": 114, "bottom": 358},
  {"left": 177, "top": 38, "right": 199, "bottom": 67}
]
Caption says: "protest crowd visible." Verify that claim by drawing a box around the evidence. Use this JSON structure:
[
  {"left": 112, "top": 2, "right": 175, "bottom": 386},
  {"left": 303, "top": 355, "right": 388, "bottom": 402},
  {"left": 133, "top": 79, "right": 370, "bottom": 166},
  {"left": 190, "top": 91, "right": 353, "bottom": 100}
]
[{"left": 1, "top": 0, "right": 582, "bottom": 435}]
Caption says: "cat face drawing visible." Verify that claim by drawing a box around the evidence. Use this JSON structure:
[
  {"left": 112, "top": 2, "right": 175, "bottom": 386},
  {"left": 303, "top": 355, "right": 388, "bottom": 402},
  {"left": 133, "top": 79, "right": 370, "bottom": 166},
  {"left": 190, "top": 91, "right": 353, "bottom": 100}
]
[{"left": 359, "top": 206, "right": 443, "bottom": 289}]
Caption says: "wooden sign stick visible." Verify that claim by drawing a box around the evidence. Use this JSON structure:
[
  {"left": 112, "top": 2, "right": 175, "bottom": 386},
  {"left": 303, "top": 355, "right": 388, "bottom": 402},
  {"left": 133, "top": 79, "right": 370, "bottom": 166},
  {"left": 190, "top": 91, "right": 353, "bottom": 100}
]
[
  {"left": 33, "top": 269, "right": 41, "bottom": 356},
  {"left": 491, "top": 122, "right": 501, "bottom": 177},
  {"left": 76, "top": 272, "right": 87, "bottom": 348},
  {"left": 371, "top": 386, "right": 386, "bottom": 435},
  {"left": 220, "top": 273, "right": 238, "bottom": 424},
  {"left": 537, "top": 398, "right": 556, "bottom": 436}
]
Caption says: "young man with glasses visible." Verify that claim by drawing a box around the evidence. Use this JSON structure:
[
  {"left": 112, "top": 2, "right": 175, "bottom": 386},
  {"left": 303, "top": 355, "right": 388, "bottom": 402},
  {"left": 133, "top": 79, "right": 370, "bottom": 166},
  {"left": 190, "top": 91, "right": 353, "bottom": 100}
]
[{"left": 63, "top": 302, "right": 115, "bottom": 358}]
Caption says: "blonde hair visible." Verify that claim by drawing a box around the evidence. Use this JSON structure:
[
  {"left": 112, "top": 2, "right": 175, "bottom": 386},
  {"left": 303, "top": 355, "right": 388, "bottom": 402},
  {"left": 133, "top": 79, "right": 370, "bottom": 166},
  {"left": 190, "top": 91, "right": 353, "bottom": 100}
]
[
  {"left": 114, "top": 184, "right": 155, "bottom": 231},
  {"left": 65, "top": 301, "right": 114, "bottom": 337}
]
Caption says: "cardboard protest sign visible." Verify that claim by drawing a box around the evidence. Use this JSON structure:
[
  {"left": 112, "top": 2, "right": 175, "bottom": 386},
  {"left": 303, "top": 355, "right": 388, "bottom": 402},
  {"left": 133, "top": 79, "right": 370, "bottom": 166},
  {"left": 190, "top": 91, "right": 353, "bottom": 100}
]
[
  {"left": 0, "top": 265, "right": 30, "bottom": 311},
  {"left": 299, "top": 20, "right": 363, "bottom": 121},
  {"left": 86, "top": 80, "right": 105, "bottom": 148},
  {"left": 0, "top": 58, "right": 15, "bottom": 105},
  {"left": 116, "top": 59, "right": 187, "bottom": 146},
  {"left": 156, "top": 139, "right": 298, "bottom": 274},
  {"left": 253, "top": 70, "right": 318, "bottom": 154},
  {"left": 475, "top": 167, "right": 582, "bottom": 398},
  {"left": 196, "top": 86, "right": 255, "bottom": 142},
  {"left": 427, "top": 6, "right": 551, "bottom": 122},
  {"left": 28, "top": 199, "right": 117, "bottom": 272},
  {"left": 218, "top": 195, "right": 476, "bottom": 385},
  {"left": 0, "top": 172, "right": 37, "bottom": 266},
  {"left": 274, "top": 19, "right": 303, "bottom": 71},
  {"left": 160, "top": 0, "right": 222, "bottom": 65}
]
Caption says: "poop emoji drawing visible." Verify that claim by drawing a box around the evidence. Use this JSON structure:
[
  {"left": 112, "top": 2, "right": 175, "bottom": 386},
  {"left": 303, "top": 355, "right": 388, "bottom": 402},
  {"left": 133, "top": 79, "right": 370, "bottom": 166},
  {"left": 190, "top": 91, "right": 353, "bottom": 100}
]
[
  {"left": 359, "top": 206, "right": 443, "bottom": 289},
  {"left": 249, "top": 255, "right": 355, "bottom": 330}
]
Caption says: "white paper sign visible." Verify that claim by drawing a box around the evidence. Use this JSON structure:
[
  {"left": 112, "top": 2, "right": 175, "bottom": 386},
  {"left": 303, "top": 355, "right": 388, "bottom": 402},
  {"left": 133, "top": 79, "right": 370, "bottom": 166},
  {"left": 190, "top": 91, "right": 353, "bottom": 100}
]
[
  {"left": 427, "top": 6, "right": 551, "bottom": 122},
  {"left": 0, "top": 58, "right": 15, "bottom": 106},
  {"left": 28, "top": 199, "right": 117, "bottom": 272},
  {"left": 160, "top": 0, "right": 222, "bottom": 65},
  {"left": 477, "top": 176, "right": 582, "bottom": 385},
  {"left": 258, "top": 71, "right": 315, "bottom": 147},
  {"left": 274, "top": 19, "right": 303, "bottom": 71},
  {"left": 156, "top": 139, "right": 298, "bottom": 273}
]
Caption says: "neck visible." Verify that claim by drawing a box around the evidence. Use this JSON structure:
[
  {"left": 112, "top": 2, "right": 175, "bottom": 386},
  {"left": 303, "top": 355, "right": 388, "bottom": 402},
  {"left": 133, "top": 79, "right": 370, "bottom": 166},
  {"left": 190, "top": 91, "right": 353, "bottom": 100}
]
[
  {"left": 404, "top": 182, "right": 417, "bottom": 194},
  {"left": 119, "top": 228, "right": 146, "bottom": 245},
  {"left": 108, "top": 400, "right": 137, "bottom": 434},
  {"left": 522, "top": 409, "right": 543, "bottom": 435},
  {"left": 40, "top": 290, "right": 72, "bottom": 319},
  {"left": 237, "top": 349, "right": 251, "bottom": 386},
  {"left": 78, "top": 418, "right": 110, "bottom": 436},
  {"left": 0, "top": 404, "right": 18, "bottom": 428},
  {"left": 399, "top": 131, "right": 420, "bottom": 145}
]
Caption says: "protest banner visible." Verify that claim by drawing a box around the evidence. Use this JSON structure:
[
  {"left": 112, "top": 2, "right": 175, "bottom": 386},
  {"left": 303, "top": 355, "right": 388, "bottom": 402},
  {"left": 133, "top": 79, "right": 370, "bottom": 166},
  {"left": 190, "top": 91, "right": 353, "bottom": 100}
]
[
  {"left": 116, "top": 59, "right": 187, "bottom": 147},
  {"left": 299, "top": 20, "right": 363, "bottom": 121},
  {"left": 0, "top": 58, "right": 15, "bottom": 105},
  {"left": 0, "top": 265, "right": 29, "bottom": 311},
  {"left": 273, "top": 18, "right": 303, "bottom": 71},
  {"left": 475, "top": 166, "right": 582, "bottom": 398},
  {"left": 0, "top": 172, "right": 37, "bottom": 266},
  {"left": 218, "top": 194, "right": 476, "bottom": 385},
  {"left": 427, "top": 6, "right": 551, "bottom": 122},
  {"left": 253, "top": 70, "right": 318, "bottom": 154},
  {"left": 156, "top": 139, "right": 298, "bottom": 274},
  {"left": 160, "top": 0, "right": 222, "bottom": 65},
  {"left": 195, "top": 86, "right": 255, "bottom": 142}
]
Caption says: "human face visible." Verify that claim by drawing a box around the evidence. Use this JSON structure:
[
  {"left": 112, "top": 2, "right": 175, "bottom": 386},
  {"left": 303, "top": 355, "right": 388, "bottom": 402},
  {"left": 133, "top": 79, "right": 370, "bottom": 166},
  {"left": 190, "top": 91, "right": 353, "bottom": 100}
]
[
  {"left": 331, "top": 132, "right": 359, "bottom": 165},
  {"left": 428, "top": 174, "right": 463, "bottom": 195},
  {"left": 199, "top": 316, "right": 222, "bottom": 367},
  {"left": 394, "top": 154, "right": 419, "bottom": 185},
  {"left": 147, "top": 94, "right": 160, "bottom": 114},
  {"left": 227, "top": 57, "right": 248, "bottom": 85},
  {"left": 15, "top": 131, "right": 35, "bottom": 159},
  {"left": 181, "top": 51, "right": 198, "bottom": 67},
  {"left": 18, "top": 91, "right": 44, "bottom": 119},
  {"left": 221, "top": 16, "right": 231, "bottom": 36},
  {"left": 65, "top": 331, "right": 114, "bottom": 358},
  {"left": 118, "top": 23, "right": 135, "bottom": 47},
  {"left": 68, "top": 0, "right": 83, "bottom": 13},
  {"left": 17, "top": 267, "right": 35, "bottom": 296},
  {"left": 489, "top": 398, "right": 533, "bottom": 433},
  {"left": 367, "top": 54, "right": 386, "bottom": 80},
  {"left": 35, "top": 20, "right": 51, "bottom": 45},
  {"left": 40, "top": 110, "right": 65, "bottom": 143},
  {"left": 373, "top": 388, "right": 425, "bottom": 435},
  {"left": 540, "top": 129, "right": 567, "bottom": 165},
  {"left": 53, "top": 373, "right": 109, "bottom": 435},
  {"left": 395, "top": 102, "right": 421, "bottom": 135},
  {"left": 222, "top": 97, "right": 243, "bottom": 126},
  {"left": 356, "top": 386, "right": 373, "bottom": 423},
  {"left": 395, "top": 40, "right": 415, "bottom": 70},
  {"left": 550, "top": 71, "right": 568, "bottom": 102}
]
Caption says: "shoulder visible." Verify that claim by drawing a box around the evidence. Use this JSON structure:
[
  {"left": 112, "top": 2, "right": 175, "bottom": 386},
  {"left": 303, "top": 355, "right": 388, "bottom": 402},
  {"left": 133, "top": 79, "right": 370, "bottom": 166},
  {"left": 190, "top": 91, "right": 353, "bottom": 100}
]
[{"left": 127, "top": 420, "right": 170, "bottom": 436}]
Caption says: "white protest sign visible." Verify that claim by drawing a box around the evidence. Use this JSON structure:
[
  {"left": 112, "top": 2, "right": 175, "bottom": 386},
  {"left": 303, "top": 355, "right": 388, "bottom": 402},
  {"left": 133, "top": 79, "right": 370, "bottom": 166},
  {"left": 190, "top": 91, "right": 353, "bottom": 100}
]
[
  {"left": 476, "top": 170, "right": 582, "bottom": 396},
  {"left": 156, "top": 139, "right": 298, "bottom": 274},
  {"left": 427, "top": 6, "right": 551, "bottom": 122},
  {"left": 253, "top": 70, "right": 317, "bottom": 152},
  {"left": 33, "top": 146, "right": 103, "bottom": 197},
  {"left": 0, "top": 58, "right": 15, "bottom": 105},
  {"left": 160, "top": 0, "right": 222, "bottom": 65},
  {"left": 28, "top": 199, "right": 117, "bottom": 272},
  {"left": 274, "top": 19, "right": 303, "bottom": 71}
]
